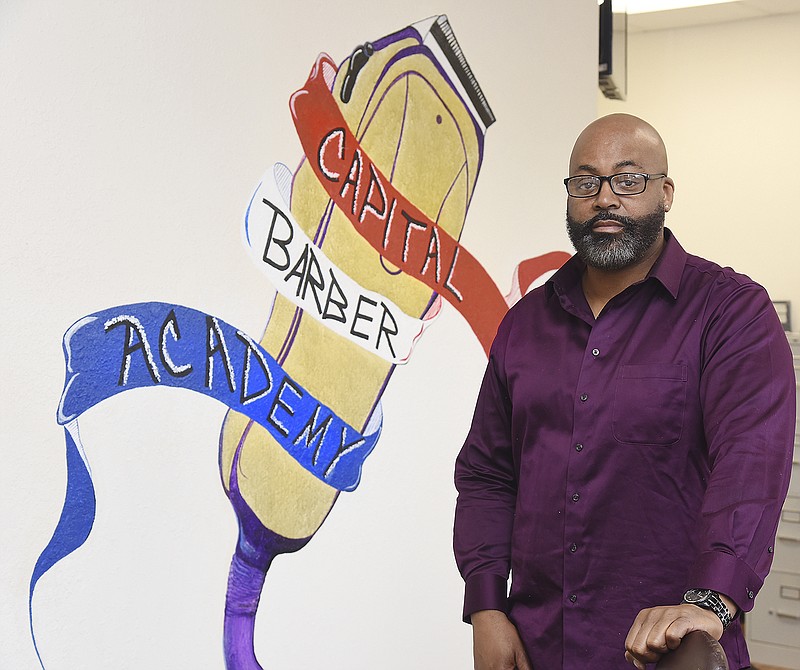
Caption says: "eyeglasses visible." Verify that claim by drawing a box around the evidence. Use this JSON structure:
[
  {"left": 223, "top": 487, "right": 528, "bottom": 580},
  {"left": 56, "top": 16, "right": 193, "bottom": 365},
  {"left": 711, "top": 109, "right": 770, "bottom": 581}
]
[{"left": 564, "top": 172, "right": 667, "bottom": 198}]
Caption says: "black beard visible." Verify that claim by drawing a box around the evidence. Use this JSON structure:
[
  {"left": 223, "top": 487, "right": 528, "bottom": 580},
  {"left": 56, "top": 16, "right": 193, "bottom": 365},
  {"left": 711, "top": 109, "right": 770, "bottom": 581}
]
[{"left": 565, "top": 204, "right": 665, "bottom": 271}]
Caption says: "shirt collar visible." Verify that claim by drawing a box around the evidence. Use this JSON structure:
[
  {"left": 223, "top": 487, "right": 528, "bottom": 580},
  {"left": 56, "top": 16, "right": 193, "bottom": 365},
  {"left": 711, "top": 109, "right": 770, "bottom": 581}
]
[
  {"left": 647, "top": 228, "right": 685, "bottom": 299},
  {"left": 546, "top": 227, "right": 687, "bottom": 301}
]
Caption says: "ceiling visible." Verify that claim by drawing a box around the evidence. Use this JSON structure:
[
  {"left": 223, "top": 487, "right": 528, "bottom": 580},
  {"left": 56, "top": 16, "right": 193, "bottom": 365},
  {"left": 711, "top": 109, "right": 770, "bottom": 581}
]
[{"left": 624, "top": 0, "right": 800, "bottom": 32}]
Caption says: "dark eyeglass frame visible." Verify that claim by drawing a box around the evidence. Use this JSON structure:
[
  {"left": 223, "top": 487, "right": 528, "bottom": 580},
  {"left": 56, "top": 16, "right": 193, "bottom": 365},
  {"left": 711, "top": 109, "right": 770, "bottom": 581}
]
[{"left": 563, "top": 172, "right": 667, "bottom": 198}]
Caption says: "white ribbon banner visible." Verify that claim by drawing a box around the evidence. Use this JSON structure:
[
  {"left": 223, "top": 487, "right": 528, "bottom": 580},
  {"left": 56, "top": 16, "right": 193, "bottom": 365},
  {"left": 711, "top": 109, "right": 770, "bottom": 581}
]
[{"left": 243, "top": 163, "right": 439, "bottom": 364}]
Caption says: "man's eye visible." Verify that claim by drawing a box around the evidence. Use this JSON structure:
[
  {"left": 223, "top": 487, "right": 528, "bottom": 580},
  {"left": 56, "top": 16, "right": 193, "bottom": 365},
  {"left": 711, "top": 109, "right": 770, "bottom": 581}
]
[
  {"left": 576, "top": 179, "right": 597, "bottom": 190},
  {"left": 614, "top": 174, "right": 644, "bottom": 190}
]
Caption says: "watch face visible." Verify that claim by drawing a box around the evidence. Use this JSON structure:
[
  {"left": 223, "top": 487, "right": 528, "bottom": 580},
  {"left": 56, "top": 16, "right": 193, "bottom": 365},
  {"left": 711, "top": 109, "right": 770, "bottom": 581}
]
[
  {"left": 682, "top": 589, "right": 732, "bottom": 630},
  {"left": 683, "top": 589, "right": 711, "bottom": 604}
]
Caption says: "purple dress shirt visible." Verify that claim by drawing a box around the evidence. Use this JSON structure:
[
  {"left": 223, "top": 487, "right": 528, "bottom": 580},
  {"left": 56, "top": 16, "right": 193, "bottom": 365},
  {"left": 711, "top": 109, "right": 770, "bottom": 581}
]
[{"left": 454, "top": 229, "right": 795, "bottom": 669}]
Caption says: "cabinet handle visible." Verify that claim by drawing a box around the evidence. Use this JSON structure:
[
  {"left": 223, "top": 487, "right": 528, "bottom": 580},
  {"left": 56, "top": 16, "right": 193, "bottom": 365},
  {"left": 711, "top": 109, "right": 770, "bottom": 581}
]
[{"left": 775, "top": 610, "right": 800, "bottom": 620}]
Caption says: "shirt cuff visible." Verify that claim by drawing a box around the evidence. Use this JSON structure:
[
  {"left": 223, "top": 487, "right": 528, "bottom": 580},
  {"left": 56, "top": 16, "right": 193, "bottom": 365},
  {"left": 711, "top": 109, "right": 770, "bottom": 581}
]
[
  {"left": 463, "top": 573, "right": 509, "bottom": 623},
  {"left": 687, "top": 551, "right": 762, "bottom": 613}
]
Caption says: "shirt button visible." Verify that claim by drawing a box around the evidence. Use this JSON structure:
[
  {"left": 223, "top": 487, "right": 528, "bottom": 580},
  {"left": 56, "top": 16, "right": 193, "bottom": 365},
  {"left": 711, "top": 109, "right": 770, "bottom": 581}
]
[
  {"left": 592, "top": 348, "right": 600, "bottom": 356},
  {"left": 569, "top": 543, "right": 578, "bottom": 553},
  {"left": 580, "top": 393, "right": 588, "bottom": 402},
  {"left": 569, "top": 594, "right": 578, "bottom": 603},
  {"left": 575, "top": 443, "right": 584, "bottom": 452},
  {"left": 572, "top": 493, "right": 580, "bottom": 502}
]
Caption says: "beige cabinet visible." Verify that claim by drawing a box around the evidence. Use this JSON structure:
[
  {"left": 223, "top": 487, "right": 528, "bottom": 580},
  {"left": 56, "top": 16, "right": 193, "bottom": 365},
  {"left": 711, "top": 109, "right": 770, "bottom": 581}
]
[{"left": 746, "top": 332, "right": 800, "bottom": 669}]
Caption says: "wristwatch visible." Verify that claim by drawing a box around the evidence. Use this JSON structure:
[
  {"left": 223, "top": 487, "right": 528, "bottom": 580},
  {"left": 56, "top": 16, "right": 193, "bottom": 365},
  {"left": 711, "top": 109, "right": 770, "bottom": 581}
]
[{"left": 682, "top": 589, "right": 733, "bottom": 630}]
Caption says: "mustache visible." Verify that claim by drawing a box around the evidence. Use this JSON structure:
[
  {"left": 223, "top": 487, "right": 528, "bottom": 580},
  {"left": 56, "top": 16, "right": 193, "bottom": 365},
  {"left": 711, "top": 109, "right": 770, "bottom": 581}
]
[{"left": 583, "top": 211, "right": 634, "bottom": 229}]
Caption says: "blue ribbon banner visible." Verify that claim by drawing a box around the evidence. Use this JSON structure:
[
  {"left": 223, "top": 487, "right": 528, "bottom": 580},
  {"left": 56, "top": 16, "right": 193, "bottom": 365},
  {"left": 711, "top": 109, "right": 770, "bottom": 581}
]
[{"left": 57, "top": 302, "right": 381, "bottom": 489}]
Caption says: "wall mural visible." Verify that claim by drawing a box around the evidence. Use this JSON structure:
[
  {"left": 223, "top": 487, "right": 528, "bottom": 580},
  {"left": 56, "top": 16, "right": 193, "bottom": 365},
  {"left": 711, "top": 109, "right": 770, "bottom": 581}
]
[{"left": 28, "top": 15, "right": 569, "bottom": 669}]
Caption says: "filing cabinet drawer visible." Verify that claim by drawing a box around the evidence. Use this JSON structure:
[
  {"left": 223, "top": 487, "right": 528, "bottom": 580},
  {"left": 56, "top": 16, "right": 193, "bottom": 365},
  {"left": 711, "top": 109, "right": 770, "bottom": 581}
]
[
  {"left": 748, "top": 570, "right": 800, "bottom": 648},
  {"left": 773, "top": 495, "right": 800, "bottom": 572},
  {"left": 790, "top": 445, "right": 800, "bottom": 497}
]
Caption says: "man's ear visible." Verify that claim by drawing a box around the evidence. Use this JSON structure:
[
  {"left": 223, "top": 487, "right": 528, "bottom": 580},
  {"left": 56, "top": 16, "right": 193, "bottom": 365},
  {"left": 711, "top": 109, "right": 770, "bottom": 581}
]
[{"left": 663, "top": 177, "right": 675, "bottom": 212}]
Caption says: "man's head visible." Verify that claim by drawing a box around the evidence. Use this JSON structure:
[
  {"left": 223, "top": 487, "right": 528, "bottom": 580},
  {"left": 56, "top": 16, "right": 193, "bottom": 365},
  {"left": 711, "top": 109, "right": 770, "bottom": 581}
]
[{"left": 565, "top": 114, "right": 675, "bottom": 271}]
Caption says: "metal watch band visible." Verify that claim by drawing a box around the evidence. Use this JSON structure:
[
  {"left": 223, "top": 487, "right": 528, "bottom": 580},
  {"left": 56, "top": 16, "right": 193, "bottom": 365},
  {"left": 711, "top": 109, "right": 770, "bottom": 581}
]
[{"left": 682, "top": 589, "right": 733, "bottom": 630}]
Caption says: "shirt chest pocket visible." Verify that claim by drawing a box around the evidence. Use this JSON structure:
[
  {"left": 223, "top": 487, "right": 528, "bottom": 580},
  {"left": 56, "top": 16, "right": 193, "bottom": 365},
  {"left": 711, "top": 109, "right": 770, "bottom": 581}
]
[{"left": 612, "top": 363, "right": 687, "bottom": 446}]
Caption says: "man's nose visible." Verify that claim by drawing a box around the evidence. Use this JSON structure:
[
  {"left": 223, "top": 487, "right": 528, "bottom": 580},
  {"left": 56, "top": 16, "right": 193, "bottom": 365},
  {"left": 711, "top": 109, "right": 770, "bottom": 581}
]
[{"left": 594, "top": 180, "right": 620, "bottom": 209}]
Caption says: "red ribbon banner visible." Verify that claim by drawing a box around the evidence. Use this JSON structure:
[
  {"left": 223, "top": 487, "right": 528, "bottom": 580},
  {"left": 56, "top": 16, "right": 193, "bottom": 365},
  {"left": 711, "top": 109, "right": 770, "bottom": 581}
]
[{"left": 290, "top": 55, "right": 568, "bottom": 356}]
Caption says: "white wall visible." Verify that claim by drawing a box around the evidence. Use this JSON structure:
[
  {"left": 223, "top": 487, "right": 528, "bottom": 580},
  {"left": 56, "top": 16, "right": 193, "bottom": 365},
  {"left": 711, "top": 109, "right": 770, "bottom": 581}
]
[
  {"left": 599, "top": 12, "right": 800, "bottom": 324},
  {"left": 0, "top": 1, "right": 597, "bottom": 668}
]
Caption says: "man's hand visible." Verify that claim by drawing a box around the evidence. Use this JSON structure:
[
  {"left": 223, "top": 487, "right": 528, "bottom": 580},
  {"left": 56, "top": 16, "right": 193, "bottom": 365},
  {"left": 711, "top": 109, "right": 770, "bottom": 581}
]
[
  {"left": 624, "top": 604, "right": 724, "bottom": 669},
  {"left": 471, "top": 609, "right": 532, "bottom": 670}
]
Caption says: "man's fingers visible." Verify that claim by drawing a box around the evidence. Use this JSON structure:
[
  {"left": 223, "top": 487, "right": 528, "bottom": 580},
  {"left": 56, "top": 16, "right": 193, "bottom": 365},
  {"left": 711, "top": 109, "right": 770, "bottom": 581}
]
[
  {"left": 647, "top": 613, "right": 695, "bottom": 652},
  {"left": 663, "top": 612, "right": 703, "bottom": 649},
  {"left": 624, "top": 650, "right": 647, "bottom": 670},
  {"left": 626, "top": 628, "right": 666, "bottom": 666},
  {"left": 664, "top": 621, "right": 690, "bottom": 650},
  {"left": 625, "top": 603, "right": 725, "bottom": 669},
  {"left": 623, "top": 610, "right": 645, "bottom": 652},
  {"left": 627, "top": 608, "right": 668, "bottom": 658},
  {"left": 471, "top": 609, "right": 533, "bottom": 670},
  {"left": 625, "top": 606, "right": 695, "bottom": 666}
]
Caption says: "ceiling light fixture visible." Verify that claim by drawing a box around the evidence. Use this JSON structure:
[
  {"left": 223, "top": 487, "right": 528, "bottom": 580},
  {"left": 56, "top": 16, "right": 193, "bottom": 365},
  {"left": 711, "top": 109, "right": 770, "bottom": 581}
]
[{"left": 603, "top": 0, "right": 740, "bottom": 14}]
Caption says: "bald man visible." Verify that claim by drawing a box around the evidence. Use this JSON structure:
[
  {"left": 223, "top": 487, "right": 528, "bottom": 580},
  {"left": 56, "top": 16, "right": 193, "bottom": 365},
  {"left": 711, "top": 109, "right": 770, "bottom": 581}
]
[{"left": 453, "top": 114, "right": 795, "bottom": 669}]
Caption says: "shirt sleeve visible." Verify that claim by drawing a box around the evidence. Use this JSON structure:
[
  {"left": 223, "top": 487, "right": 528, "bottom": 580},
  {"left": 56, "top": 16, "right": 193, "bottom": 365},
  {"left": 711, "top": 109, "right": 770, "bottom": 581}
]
[
  {"left": 688, "top": 282, "right": 796, "bottom": 612},
  {"left": 453, "top": 315, "right": 517, "bottom": 622}
]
